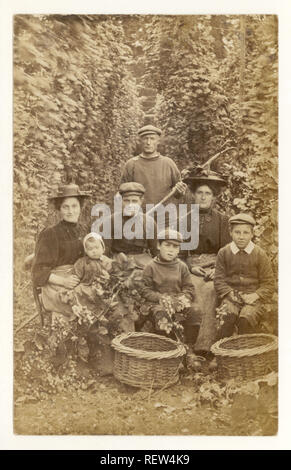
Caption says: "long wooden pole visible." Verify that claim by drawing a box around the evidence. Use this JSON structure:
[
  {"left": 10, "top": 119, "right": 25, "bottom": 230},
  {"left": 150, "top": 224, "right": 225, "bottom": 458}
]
[
  {"left": 145, "top": 146, "right": 235, "bottom": 216},
  {"left": 239, "top": 16, "right": 246, "bottom": 132}
]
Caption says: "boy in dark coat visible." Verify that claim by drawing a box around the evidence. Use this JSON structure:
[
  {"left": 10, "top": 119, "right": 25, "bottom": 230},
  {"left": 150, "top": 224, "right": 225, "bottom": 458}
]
[
  {"left": 214, "top": 213, "right": 274, "bottom": 336},
  {"left": 140, "top": 228, "right": 201, "bottom": 347}
]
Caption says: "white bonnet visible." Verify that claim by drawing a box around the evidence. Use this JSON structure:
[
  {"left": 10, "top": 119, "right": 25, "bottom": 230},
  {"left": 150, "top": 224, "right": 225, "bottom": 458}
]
[{"left": 83, "top": 232, "right": 105, "bottom": 251}]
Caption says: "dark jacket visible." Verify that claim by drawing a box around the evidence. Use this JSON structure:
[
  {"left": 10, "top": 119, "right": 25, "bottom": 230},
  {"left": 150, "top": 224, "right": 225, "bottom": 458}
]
[
  {"left": 32, "top": 220, "right": 84, "bottom": 287},
  {"left": 214, "top": 243, "right": 274, "bottom": 300},
  {"left": 103, "top": 212, "right": 158, "bottom": 257},
  {"left": 188, "top": 208, "right": 231, "bottom": 255}
]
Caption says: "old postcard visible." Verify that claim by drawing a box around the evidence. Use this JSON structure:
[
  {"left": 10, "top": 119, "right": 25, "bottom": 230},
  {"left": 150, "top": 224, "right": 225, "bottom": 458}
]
[{"left": 12, "top": 13, "right": 278, "bottom": 437}]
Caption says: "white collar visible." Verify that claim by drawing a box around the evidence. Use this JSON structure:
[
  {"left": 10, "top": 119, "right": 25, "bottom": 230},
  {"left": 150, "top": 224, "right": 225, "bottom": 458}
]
[{"left": 230, "top": 241, "right": 255, "bottom": 255}]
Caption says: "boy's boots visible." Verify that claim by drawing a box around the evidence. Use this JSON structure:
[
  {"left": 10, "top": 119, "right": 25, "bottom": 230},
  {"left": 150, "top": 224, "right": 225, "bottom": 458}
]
[
  {"left": 184, "top": 325, "right": 200, "bottom": 348},
  {"left": 238, "top": 318, "right": 253, "bottom": 334},
  {"left": 183, "top": 325, "right": 206, "bottom": 372}
]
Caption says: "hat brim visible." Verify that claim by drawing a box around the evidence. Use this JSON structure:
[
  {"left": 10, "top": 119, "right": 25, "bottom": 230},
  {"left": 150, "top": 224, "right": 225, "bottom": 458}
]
[
  {"left": 158, "top": 239, "right": 182, "bottom": 245},
  {"left": 120, "top": 191, "right": 144, "bottom": 197},
  {"left": 184, "top": 177, "right": 227, "bottom": 194},
  {"left": 184, "top": 176, "right": 227, "bottom": 185},
  {"left": 139, "top": 132, "right": 161, "bottom": 137},
  {"left": 49, "top": 193, "right": 90, "bottom": 201},
  {"left": 229, "top": 220, "right": 255, "bottom": 226}
]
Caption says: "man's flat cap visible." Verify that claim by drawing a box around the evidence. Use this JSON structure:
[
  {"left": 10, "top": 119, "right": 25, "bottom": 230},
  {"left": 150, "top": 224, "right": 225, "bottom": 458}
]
[
  {"left": 158, "top": 228, "right": 183, "bottom": 245},
  {"left": 119, "top": 182, "right": 145, "bottom": 196},
  {"left": 138, "top": 125, "right": 162, "bottom": 137},
  {"left": 229, "top": 213, "right": 256, "bottom": 226}
]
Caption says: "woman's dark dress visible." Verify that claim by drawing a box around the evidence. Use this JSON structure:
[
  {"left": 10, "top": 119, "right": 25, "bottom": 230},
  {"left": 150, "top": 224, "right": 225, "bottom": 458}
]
[
  {"left": 181, "top": 208, "right": 231, "bottom": 352},
  {"left": 32, "top": 220, "right": 84, "bottom": 315}
]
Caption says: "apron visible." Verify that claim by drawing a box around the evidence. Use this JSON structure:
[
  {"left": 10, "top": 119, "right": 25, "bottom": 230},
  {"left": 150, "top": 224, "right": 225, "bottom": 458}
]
[
  {"left": 41, "top": 265, "right": 76, "bottom": 319},
  {"left": 187, "top": 254, "right": 218, "bottom": 352}
]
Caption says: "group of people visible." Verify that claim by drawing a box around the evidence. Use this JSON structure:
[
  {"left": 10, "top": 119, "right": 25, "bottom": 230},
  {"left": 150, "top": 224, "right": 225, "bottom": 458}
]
[{"left": 31, "top": 124, "right": 274, "bottom": 370}]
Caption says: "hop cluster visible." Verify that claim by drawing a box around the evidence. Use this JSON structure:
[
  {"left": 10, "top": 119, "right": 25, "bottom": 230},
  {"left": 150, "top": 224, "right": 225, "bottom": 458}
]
[
  {"left": 72, "top": 304, "right": 96, "bottom": 326},
  {"left": 174, "top": 294, "right": 192, "bottom": 312},
  {"left": 215, "top": 302, "right": 229, "bottom": 327},
  {"left": 156, "top": 294, "right": 190, "bottom": 339}
]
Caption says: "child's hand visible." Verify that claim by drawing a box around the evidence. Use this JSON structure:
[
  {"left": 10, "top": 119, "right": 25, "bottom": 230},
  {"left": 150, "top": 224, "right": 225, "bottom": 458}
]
[
  {"left": 240, "top": 293, "right": 259, "bottom": 305},
  {"left": 204, "top": 268, "right": 215, "bottom": 281},
  {"left": 191, "top": 266, "right": 206, "bottom": 277}
]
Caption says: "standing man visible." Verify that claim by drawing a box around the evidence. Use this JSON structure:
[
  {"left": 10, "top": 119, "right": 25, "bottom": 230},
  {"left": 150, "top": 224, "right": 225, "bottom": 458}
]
[{"left": 120, "top": 125, "right": 187, "bottom": 208}]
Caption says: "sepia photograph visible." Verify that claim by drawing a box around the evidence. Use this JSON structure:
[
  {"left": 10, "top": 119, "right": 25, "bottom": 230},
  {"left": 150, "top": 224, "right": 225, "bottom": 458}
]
[{"left": 12, "top": 12, "right": 279, "bottom": 437}]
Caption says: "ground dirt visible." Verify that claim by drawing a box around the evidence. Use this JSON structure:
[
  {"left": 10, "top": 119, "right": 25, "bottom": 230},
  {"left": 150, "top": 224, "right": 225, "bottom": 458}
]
[{"left": 13, "top": 276, "right": 278, "bottom": 437}]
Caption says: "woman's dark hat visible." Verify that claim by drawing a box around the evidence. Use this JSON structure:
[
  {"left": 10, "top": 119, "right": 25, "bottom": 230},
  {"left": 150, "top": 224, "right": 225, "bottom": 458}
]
[
  {"left": 182, "top": 165, "right": 227, "bottom": 193},
  {"left": 49, "top": 184, "right": 90, "bottom": 201},
  {"left": 182, "top": 148, "right": 235, "bottom": 193}
]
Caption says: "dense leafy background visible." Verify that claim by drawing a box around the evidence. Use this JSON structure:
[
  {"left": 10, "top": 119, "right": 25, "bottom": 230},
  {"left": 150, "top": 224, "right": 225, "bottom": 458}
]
[
  {"left": 13, "top": 14, "right": 278, "bottom": 435},
  {"left": 14, "top": 13, "right": 277, "bottom": 319},
  {"left": 136, "top": 15, "right": 277, "bottom": 262}
]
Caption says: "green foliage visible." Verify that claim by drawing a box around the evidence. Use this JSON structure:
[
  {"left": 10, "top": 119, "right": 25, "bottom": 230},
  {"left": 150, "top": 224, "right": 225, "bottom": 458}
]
[
  {"left": 14, "top": 14, "right": 144, "bottom": 243},
  {"left": 13, "top": 16, "right": 278, "bottom": 434},
  {"left": 140, "top": 16, "right": 240, "bottom": 165},
  {"left": 231, "top": 16, "right": 278, "bottom": 263},
  {"left": 14, "top": 14, "right": 277, "bottom": 263},
  {"left": 139, "top": 15, "right": 277, "bottom": 268}
]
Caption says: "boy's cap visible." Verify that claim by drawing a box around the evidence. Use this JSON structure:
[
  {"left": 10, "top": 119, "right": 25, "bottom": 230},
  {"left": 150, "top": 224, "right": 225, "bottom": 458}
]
[
  {"left": 158, "top": 228, "right": 183, "bottom": 245},
  {"left": 138, "top": 125, "right": 162, "bottom": 138},
  {"left": 119, "top": 182, "right": 145, "bottom": 196},
  {"left": 229, "top": 213, "right": 256, "bottom": 226}
]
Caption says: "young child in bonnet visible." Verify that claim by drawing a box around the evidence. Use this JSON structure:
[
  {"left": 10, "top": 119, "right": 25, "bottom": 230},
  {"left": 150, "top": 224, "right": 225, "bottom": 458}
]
[
  {"left": 74, "top": 232, "right": 113, "bottom": 285},
  {"left": 72, "top": 232, "right": 115, "bottom": 374}
]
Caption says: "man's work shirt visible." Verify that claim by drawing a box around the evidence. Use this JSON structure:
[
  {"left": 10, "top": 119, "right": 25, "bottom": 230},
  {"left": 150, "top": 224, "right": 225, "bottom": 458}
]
[
  {"left": 103, "top": 212, "right": 158, "bottom": 257},
  {"left": 120, "top": 153, "right": 181, "bottom": 206}
]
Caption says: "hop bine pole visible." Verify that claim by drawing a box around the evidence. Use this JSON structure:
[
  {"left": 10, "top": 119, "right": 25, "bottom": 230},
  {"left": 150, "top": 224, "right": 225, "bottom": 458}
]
[{"left": 145, "top": 146, "right": 235, "bottom": 216}]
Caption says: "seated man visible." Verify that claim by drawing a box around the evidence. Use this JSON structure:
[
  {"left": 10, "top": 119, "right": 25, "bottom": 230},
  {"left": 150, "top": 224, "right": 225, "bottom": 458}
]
[
  {"left": 103, "top": 182, "right": 158, "bottom": 269},
  {"left": 214, "top": 213, "right": 274, "bottom": 337}
]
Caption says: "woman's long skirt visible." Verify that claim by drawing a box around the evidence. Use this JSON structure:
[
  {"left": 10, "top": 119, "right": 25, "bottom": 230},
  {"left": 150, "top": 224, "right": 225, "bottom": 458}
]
[{"left": 187, "top": 254, "right": 219, "bottom": 353}]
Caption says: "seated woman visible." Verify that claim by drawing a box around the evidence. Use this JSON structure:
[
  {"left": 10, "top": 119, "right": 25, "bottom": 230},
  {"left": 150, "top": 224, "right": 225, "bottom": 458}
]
[
  {"left": 32, "top": 186, "right": 134, "bottom": 373},
  {"left": 180, "top": 170, "right": 231, "bottom": 357},
  {"left": 32, "top": 183, "right": 89, "bottom": 319}
]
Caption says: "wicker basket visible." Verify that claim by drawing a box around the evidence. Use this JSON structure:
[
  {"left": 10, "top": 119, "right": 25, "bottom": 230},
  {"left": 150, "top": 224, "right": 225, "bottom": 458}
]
[
  {"left": 111, "top": 332, "right": 186, "bottom": 389},
  {"left": 211, "top": 333, "right": 278, "bottom": 381}
]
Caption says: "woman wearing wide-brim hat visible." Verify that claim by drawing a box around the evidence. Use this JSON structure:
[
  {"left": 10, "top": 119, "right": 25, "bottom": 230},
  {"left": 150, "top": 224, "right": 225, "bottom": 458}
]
[
  {"left": 32, "top": 183, "right": 90, "bottom": 317},
  {"left": 180, "top": 170, "right": 231, "bottom": 359}
]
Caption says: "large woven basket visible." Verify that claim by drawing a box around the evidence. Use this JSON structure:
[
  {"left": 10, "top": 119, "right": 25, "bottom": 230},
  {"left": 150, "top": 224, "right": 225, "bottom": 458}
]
[
  {"left": 211, "top": 333, "right": 278, "bottom": 381},
  {"left": 111, "top": 332, "right": 186, "bottom": 389}
]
